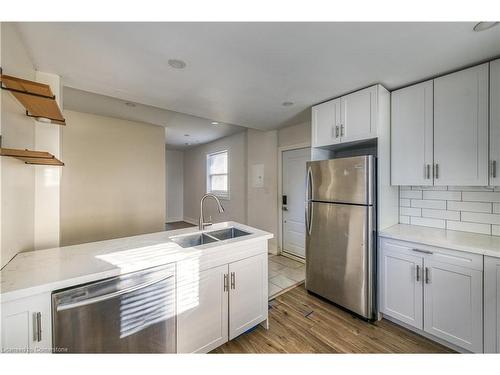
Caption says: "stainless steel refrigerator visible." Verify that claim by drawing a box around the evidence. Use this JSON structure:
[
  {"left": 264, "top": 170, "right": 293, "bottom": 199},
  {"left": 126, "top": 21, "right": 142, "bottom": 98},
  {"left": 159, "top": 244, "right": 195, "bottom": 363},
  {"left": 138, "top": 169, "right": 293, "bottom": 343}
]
[{"left": 305, "top": 155, "right": 376, "bottom": 320}]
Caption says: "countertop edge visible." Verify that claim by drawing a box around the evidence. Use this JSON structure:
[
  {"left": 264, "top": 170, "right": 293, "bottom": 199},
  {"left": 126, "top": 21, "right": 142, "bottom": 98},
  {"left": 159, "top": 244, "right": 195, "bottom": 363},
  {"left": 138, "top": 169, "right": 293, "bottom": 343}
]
[
  {"left": 379, "top": 224, "right": 500, "bottom": 258},
  {"left": 1, "top": 222, "right": 273, "bottom": 303}
]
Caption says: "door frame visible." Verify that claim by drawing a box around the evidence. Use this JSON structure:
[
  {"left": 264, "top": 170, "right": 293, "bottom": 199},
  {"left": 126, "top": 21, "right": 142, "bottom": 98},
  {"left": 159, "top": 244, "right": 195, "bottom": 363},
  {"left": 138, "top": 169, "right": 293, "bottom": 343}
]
[{"left": 277, "top": 142, "right": 310, "bottom": 261}]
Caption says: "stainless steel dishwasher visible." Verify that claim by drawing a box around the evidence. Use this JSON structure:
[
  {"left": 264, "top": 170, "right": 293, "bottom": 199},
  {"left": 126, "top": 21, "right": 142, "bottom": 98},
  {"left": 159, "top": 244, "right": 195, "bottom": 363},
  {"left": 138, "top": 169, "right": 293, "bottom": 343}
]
[{"left": 52, "top": 264, "right": 176, "bottom": 353}]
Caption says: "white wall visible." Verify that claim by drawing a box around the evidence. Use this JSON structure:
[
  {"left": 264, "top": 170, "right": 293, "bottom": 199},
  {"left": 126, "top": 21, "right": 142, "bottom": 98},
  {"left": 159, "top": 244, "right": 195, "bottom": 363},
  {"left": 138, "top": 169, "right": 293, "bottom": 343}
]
[
  {"left": 246, "top": 129, "right": 278, "bottom": 252},
  {"left": 183, "top": 132, "right": 247, "bottom": 224},
  {"left": 166, "top": 148, "right": 184, "bottom": 222},
  {"left": 1, "top": 23, "right": 37, "bottom": 267},
  {"left": 60, "top": 110, "right": 166, "bottom": 246},
  {"left": 278, "top": 120, "right": 311, "bottom": 148}
]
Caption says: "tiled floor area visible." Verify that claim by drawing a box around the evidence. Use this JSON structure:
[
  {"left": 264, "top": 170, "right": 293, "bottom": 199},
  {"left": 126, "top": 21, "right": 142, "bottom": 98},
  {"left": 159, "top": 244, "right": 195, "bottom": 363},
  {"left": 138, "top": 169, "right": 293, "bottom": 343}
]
[{"left": 268, "top": 254, "right": 305, "bottom": 299}]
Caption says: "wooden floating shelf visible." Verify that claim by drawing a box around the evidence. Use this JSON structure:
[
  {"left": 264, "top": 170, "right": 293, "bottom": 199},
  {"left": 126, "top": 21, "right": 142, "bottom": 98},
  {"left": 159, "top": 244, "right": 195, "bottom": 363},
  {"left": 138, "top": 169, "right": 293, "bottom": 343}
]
[
  {"left": 0, "top": 73, "right": 66, "bottom": 125},
  {"left": 0, "top": 148, "right": 64, "bottom": 166}
]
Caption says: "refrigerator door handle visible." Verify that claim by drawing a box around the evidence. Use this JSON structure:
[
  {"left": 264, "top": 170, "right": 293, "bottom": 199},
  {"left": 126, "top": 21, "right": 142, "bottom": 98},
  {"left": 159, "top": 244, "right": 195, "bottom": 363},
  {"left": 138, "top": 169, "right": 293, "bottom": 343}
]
[{"left": 305, "top": 166, "right": 313, "bottom": 235}]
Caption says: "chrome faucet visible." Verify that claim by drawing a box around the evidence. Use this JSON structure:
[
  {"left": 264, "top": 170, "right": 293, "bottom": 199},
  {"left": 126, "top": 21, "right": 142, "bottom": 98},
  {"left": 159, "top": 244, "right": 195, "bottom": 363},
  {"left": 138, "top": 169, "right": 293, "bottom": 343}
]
[{"left": 199, "top": 193, "right": 225, "bottom": 230}]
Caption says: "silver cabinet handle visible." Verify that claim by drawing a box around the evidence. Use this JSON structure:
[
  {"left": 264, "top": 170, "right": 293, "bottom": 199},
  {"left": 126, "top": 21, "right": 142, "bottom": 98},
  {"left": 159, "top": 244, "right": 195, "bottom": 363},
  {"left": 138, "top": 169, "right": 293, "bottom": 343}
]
[
  {"left": 230, "top": 272, "right": 235, "bottom": 290},
  {"left": 434, "top": 163, "right": 439, "bottom": 179},
  {"left": 425, "top": 267, "right": 431, "bottom": 284},
  {"left": 340, "top": 124, "right": 345, "bottom": 137},
  {"left": 492, "top": 160, "right": 497, "bottom": 178},
  {"left": 425, "top": 164, "right": 431, "bottom": 179},
  {"left": 416, "top": 265, "right": 421, "bottom": 282},
  {"left": 224, "top": 273, "right": 228, "bottom": 292},
  {"left": 412, "top": 248, "right": 433, "bottom": 255},
  {"left": 335, "top": 125, "right": 339, "bottom": 138},
  {"left": 33, "top": 312, "right": 42, "bottom": 342}
]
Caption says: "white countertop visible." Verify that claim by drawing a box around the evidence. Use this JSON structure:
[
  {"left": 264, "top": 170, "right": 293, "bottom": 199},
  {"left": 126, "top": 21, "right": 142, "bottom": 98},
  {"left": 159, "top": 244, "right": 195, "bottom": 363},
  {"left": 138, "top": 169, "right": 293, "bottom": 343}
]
[
  {"left": 0, "top": 222, "right": 273, "bottom": 303},
  {"left": 380, "top": 224, "right": 500, "bottom": 257}
]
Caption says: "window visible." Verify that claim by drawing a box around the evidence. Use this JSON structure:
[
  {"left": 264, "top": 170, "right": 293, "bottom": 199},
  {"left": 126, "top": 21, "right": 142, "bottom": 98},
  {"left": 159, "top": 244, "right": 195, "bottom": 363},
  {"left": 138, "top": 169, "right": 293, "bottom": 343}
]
[{"left": 206, "top": 150, "right": 229, "bottom": 199}]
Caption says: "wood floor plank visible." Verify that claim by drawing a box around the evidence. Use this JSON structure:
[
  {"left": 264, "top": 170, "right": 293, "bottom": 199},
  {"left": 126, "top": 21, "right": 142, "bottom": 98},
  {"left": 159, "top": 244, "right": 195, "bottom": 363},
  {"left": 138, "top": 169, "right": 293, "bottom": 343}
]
[{"left": 211, "top": 285, "right": 454, "bottom": 354}]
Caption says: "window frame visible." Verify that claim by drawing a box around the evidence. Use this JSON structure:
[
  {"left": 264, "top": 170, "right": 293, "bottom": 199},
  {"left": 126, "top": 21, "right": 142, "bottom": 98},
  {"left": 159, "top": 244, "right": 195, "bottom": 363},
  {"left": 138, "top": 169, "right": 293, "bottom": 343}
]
[{"left": 206, "top": 149, "right": 230, "bottom": 200}]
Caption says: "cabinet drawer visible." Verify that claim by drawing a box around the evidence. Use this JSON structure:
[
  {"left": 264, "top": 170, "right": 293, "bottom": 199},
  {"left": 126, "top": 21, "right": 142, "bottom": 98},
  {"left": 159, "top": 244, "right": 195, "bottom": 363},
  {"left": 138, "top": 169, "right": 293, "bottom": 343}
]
[{"left": 379, "top": 237, "right": 483, "bottom": 271}]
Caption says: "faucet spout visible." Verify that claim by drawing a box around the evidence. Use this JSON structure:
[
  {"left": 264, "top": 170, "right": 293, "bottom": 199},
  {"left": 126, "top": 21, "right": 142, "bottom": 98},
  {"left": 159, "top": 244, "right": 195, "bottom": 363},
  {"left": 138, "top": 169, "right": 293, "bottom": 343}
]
[{"left": 199, "top": 193, "right": 225, "bottom": 230}]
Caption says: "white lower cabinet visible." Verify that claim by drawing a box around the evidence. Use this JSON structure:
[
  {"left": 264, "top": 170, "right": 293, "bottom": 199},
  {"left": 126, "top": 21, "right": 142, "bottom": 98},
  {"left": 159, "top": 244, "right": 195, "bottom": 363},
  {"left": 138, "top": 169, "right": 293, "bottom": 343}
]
[
  {"left": 177, "top": 264, "right": 229, "bottom": 353},
  {"left": 484, "top": 256, "right": 500, "bottom": 353},
  {"left": 229, "top": 253, "right": 268, "bottom": 340},
  {"left": 177, "top": 253, "right": 268, "bottom": 353},
  {"left": 1, "top": 293, "right": 52, "bottom": 353},
  {"left": 380, "top": 242, "right": 423, "bottom": 329},
  {"left": 379, "top": 238, "right": 483, "bottom": 352},
  {"left": 423, "top": 259, "right": 483, "bottom": 352}
]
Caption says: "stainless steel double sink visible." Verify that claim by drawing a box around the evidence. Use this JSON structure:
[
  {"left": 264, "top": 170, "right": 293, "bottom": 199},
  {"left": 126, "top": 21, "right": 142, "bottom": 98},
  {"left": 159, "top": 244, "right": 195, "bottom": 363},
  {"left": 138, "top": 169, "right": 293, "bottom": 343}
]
[{"left": 170, "top": 227, "right": 251, "bottom": 248}]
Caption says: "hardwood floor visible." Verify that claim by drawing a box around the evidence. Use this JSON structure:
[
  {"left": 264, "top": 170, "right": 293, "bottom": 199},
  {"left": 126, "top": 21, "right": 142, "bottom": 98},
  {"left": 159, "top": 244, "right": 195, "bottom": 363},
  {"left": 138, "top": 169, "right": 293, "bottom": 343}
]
[
  {"left": 212, "top": 285, "right": 454, "bottom": 354},
  {"left": 165, "top": 221, "right": 196, "bottom": 230}
]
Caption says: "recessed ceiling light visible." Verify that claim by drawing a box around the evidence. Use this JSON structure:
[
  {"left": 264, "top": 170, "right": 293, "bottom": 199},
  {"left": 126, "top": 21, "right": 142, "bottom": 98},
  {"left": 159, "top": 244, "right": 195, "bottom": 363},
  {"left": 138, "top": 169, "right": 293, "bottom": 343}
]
[
  {"left": 184, "top": 134, "right": 190, "bottom": 137},
  {"left": 125, "top": 102, "right": 136, "bottom": 107},
  {"left": 211, "top": 121, "right": 219, "bottom": 125},
  {"left": 168, "top": 59, "right": 187, "bottom": 69},
  {"left": 473, "top": 22, "right": 499, "bottom": 32},
  {"left": 282, "top": 101, "right": 294, "bottom": 107}
]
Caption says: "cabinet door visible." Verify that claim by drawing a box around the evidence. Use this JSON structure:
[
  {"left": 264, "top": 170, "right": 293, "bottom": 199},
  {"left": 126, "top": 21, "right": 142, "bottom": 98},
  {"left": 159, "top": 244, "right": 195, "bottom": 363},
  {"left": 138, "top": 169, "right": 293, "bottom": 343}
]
[
  {"left": 423, "top": 259, "right": 483, "bottom": 352},
  {"left": 177, "top": 264, "right": 229, "bottom": 353},
  {"left": 311, "top": 99, "right": 341, "bottom": 147},
  {"left": 340, "top": 85, "right": 377, "bottom": 143},
  {"left": 380, "top": 242, "right": 424, "bottom": 329},
  {"left": 490, "top": 59, "right": 500, "bottom": 186},
  {"left": 484, "top": 256, "right": 500, "bottom": 353},
  {"left": 228, "top": 254, "right": 268, "bottom": 340},
  {"left": 1, "top": 293, "right": 52, "bottom": 353},
  {"left": 434, "top": 63, "right": 489, "bottom": 186},
  {"left": 391, "top": 81, "right": 434, "bottom": 186}
]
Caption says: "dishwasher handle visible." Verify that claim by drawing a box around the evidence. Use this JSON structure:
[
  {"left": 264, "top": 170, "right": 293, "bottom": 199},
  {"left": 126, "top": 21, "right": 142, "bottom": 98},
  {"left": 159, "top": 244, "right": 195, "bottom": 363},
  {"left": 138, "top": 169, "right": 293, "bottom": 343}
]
[{"left": 56, "top": 273, "right": 174, "bottom": 312}]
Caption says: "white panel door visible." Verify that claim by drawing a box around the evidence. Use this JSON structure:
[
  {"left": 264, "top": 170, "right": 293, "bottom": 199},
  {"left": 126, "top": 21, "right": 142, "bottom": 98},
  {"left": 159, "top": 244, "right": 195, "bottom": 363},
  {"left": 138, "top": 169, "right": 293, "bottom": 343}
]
[
  {"left": 1, "top": 293, "right": 52, "bottom": 353},
  {"left": 484, "top": 256, "right": 500, "bottom": 353},
  {"left": 490, "top": 59, "right": 500, "bottom": 186},
  {"left": 177, "top": 264, "right": 228, "bottom": 353},
  {"left": 423, "top": 259, "right": 483, "bottom": 352},
  {"left": 433, "top": 63, "right": 489, "bottom": 186},
  {"left": 391, "top": 81, "right": 434, "bottom": 186},
  {"left": 229, "top": 254, "right": 267, "bottom": 340},
  {"left": 311, "top": 99, "right": 341, "bottom": 147},
  {"left": 282, "top": 147, "right": 310, "bottom": 258},
  {"left": 380, "top": 243, "right": 424, "bottom": 329},
  {"left": 340, "top": 85, "right": 377, "bottom": 143}
]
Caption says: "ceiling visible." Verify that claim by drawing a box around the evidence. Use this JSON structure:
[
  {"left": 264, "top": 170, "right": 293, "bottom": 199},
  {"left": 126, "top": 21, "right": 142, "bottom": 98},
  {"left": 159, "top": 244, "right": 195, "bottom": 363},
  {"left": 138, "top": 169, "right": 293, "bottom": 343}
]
[
  {"left": 15, "top": 22, "right": 500, "bottom": 134},
  {"left": 63, "top": 87, "right": 245, "bottom": 149}
]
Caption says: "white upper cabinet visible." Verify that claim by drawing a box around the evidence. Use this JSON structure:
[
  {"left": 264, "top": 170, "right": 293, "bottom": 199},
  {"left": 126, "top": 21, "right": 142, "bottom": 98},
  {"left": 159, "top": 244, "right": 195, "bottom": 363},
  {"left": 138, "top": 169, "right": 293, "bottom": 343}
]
[
  {"left": 433, "top": 63, "right": 489, "bottom": 186},
  {"left": 312, "top": 99, "right": 341, "bottom": 147},
  {"left": 490, "top": 59, "right": 500, "bottom": 186},
  {"left": 311, "top": 85, "right": 385, "bottom": 148},
  {"left": 391, "top": 81, "right": 434, "bottom": 186},
  {"left": 340, "top": 85, "right": 378, "bottom": 143}
]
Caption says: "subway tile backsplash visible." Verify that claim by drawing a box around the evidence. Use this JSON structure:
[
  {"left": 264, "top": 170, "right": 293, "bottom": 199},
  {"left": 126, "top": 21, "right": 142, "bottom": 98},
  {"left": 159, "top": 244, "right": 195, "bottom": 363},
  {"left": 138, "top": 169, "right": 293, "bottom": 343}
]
[{"left": 399, "top": 186, "right": 500, "bottom": 237}]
